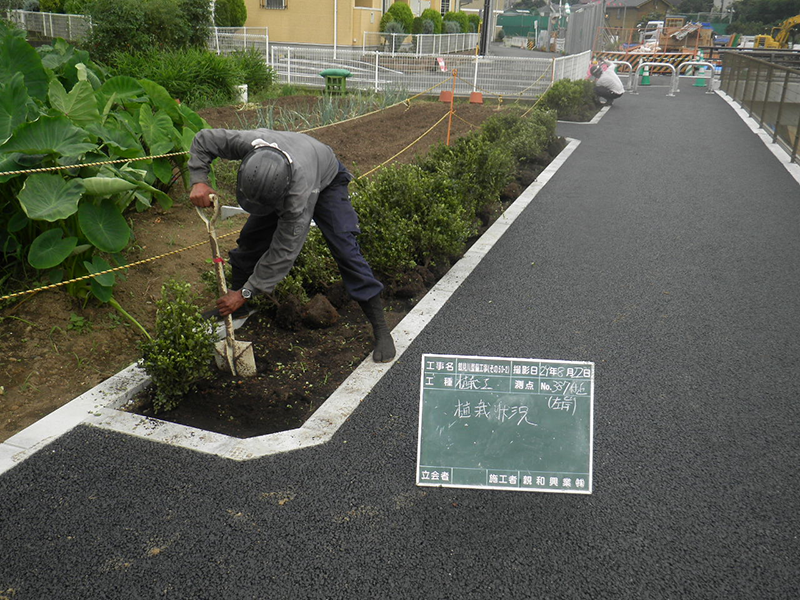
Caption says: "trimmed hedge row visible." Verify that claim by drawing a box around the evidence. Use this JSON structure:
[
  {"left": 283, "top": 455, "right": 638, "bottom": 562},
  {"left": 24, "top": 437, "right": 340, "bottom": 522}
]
[{"left": 274, "top": 107, "right": 558, "bottom": 301}]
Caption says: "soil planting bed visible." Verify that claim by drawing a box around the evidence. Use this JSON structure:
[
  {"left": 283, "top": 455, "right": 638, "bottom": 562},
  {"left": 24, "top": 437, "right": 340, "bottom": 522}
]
[{"left": 0, "top": 95, "right": 565, "bottom": 442}]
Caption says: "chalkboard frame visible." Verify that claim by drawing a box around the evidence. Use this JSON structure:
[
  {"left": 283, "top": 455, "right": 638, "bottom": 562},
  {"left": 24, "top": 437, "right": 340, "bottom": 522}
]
[{"left": 416, "top": 353, "right": 595, "bottom": 494}]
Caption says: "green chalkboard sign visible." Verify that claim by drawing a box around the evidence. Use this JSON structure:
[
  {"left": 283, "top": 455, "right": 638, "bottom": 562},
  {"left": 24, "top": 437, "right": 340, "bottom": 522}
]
[{"left": 417, "top": 354, "right": 594, "bottom": 494}]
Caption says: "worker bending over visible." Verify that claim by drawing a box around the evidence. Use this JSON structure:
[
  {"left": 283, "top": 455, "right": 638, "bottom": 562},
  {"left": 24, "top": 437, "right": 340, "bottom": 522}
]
[{"left": 188, "top": 128, "right": 396, "bottom": 363}]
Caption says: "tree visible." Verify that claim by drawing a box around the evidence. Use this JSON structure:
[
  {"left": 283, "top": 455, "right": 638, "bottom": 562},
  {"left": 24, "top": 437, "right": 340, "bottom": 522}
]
[
  {"left": 380, "top": 1, "right": 414, "bottom": 33},
  {"left": 733, "top": 0, "right": 800, "bottom": 26},
  {"left": 420, "top": 7, "right": 443, "bottom": 34},
  {"left": 214, "top": 0, "right": 247, "bottom": 28}
]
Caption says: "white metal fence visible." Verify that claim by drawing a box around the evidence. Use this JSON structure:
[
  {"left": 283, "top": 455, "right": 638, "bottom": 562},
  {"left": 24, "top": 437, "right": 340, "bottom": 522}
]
[
  {"left": 362, "top": 32, "right": 479, "bottom": 56},
  {"left": 5, "top": 10, "right": 91, "bottom": 42},
  {"left": 209, "top": 27, "right": 269, "bottom": 58},
  {"left": 270, "top": 46, "right": 592, "bottom": 100}
]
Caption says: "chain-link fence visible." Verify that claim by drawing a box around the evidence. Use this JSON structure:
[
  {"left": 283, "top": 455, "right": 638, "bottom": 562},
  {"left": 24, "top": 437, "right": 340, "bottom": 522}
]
[
  {"left": 721, "top": 52, "right": 800, "bottom": 163},
  {"left": 361, "top": 32, "right": 479, "bottom": 56},
  {"left": 5, "top": 10, "right": 91, "bottom": 42},
  {"left": 270, "top": 46, "right": 591, "bottom": 100}
]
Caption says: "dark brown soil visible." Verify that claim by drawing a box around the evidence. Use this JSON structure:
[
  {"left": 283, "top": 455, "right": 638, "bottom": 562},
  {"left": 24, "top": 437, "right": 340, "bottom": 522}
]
[{"left": 0, "top": 94, "right": 566, "bottom": 442}]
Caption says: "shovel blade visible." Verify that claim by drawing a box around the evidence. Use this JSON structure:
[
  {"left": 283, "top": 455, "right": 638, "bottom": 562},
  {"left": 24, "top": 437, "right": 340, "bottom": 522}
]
[{"left": 214, "top": 339, "right": 257, "bottom": 377}]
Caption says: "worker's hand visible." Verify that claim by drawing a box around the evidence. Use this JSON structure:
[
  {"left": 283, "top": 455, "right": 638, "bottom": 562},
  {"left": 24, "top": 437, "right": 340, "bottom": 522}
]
[
  {"left": 216, "top": 290, "right": 247, "bottom": 317},
  {"left": 189, "top": 182, "right": 216, "bottom": 208}
]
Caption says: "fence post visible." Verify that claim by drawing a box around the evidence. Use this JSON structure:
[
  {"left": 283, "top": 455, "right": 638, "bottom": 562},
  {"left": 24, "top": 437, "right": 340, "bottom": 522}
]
[
  {"left": 374, "top": 51, "right": 379, "bottom": 92},
  {"left": 759, "top": 63, "right": 773, "bottom": 129},
  {"left": 772, "top": 70, "right": 791, "bottom": 144},
  {"left": 747, "top": 62, "right": 762, "bottom": 119},
  {"left": 792, "top": 109, "right": 800, "bottom": 164},
  {"left": 287, "top": 47, "right": 292, "bottom": 85}
]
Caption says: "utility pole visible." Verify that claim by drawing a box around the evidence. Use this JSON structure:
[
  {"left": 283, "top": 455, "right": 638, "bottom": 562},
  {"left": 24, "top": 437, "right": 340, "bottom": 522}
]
[{"left": 478, "top": 0, "right": 493, "bottom": 56}]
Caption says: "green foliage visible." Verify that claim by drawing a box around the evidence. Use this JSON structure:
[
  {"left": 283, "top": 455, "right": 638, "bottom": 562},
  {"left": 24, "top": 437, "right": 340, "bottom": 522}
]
[
  {"left": 39, "top": 0, "right": 64, "bottom": 12},
  {"left": 478, "top": 108, "right": 557, "bottom": 164},
  {"left": 263, "top": 105, "right": 558, "bottom": 300},
  {"left": 352, "top": 163, "right": 474, "bottom": 274},
  {"left": 180, "top": 0, "right": 213, "bottom": 48},
  {"left": 443, "top": 20, "right": 462, "bottom": 34},
  {"left": 468, "top": 14, "right": 481, "bottom": 33},
  {"left": 275, "top": 227, "right": 338, "bottom": 301},
  {"left": 230, "top": 48, "right": 275, "bottom": 95},
  {"left": 110, "top": 47, "right": 263, "bottom": 108},
  {"left": 420, "top": 8, "right": 443, "bottom": 34},
  {"left": 732, "top": 0, "right": 800, "bottom": 27},
  {"left": 87, "top": 0, "right": 211, "bottom": 62},
  {"left": 380, "top": 1, "right": 414, "bottom": 33},
  {"left": 0, "top": 26, "right": 208, "bottom": 300},
  {"left": 443, "top": 11, "right": 469, "bottom": 33},
  {"left": 538, "top": 78, "right": 599, "bottom": 121},
  {"left": 62, "top": 0, "right": 94, "bottom": 14},
  {"left": 214, "top": 0, "right": 247, "bottom": 28},
  {"left": 139, "top": 279, "right": 215, "bottom": 413},
  {"left": 416, "top": 134, "right": 516, "bottom": 219}
]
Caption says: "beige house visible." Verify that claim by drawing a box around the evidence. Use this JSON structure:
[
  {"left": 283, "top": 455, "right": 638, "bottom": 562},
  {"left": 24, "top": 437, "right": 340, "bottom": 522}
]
[{"left": 245, "top": 1, "right": 461, "bottom": 46}]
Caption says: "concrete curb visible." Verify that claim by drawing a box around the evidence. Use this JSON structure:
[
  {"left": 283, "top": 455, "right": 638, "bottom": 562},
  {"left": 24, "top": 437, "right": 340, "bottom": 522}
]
[{"left": 0, "top": 137, "right": 582, "bottom": 475}]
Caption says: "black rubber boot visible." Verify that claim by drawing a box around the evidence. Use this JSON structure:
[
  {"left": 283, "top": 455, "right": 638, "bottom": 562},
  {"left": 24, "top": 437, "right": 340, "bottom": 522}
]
[{"left": 358, "top": 294, "right": 396, "bottom": 363}]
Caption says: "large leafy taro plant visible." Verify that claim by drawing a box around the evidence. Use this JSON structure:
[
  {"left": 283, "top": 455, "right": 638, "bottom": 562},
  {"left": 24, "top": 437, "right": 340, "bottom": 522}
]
[{"left": 0, "top": 22, "right": 209, "bottom": 304}]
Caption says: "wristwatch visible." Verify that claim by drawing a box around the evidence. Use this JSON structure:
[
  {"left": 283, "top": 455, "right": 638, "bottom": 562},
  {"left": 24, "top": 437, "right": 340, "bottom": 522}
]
[{"left": 240, "top": 288, "right": 253, "bottom": 300}]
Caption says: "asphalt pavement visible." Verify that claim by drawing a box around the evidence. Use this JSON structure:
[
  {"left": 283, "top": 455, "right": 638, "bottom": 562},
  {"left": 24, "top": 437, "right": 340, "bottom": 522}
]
[{"left": 1, "top": 84, "right": 798, "bottom": 599}]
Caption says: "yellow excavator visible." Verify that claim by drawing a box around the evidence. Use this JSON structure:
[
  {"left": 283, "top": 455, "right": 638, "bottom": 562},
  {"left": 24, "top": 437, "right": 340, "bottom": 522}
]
[{"left": 753, "top": 15, "right": 800, "bottom": 49}]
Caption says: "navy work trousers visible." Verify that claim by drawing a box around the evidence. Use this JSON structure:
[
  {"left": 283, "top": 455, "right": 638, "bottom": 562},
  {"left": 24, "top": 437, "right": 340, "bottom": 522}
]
[{"left": 229, "top": 162, "right": 384, "bottom": 302}]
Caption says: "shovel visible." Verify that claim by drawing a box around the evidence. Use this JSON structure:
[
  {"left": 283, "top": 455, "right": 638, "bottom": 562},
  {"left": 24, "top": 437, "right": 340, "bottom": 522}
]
[{"left": 195, "top": 195, "right": 257, "bottom": 377}]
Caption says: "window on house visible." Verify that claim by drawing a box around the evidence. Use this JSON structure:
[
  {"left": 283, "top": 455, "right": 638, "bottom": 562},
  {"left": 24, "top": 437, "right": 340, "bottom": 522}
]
[
  {"left": 440, "top": 1, "right": 450, "bottom": 15},
  {"left": 261, "top": 0, "right": 286, "bottom": 8}
]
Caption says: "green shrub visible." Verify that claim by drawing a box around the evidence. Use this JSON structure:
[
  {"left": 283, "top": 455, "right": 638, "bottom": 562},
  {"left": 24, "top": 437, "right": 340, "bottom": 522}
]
[
  {"left": 468, "top": 14, "right": 481, "bottom": 33},
  {"left": 479, "top": 108, "right": 557, "bottom": 163},
  {"left": 38, "top": 0, "right": 63, "bottom": 12},
  {"left": 62, "top": 0, "right": 93, "bottom": 13},
  {"left": 229, "top": 48, "right": 275, "bottom": 94},
  {"left": 110, "top": 48, "right": 244, "bottom": 107},
  {"left": 443, "top": 20, "right": 461, "bottom": 34},
  {"left": 420, "top": 8, "right": 443, "bottom": 34},
  {"left": 352, "top": 163, "right": 474, "bottom": 273},
  {"left": 87, "top": 0, "right": 211, "bottom": 61},
  {"left": 538, "top": 78, "right": 599, "bottom": 121},
  {"left": 443, "top": 11, "right": 469, "bottom": 33},
  {"left": 275, "top": 227, "right": 338, "bottom": 301},
  {"left": 139, "top": 279, "right": 216, "bottom": 413},
  {"left": 214, "top": 0, "right": 246, "bottom": 28},
  {"left": 181, "top": 0, "right": 213, "bottom": 48},
  {"left": 417, "top": 134, "right": 516, "bottom": 218},
  {"left": 380, "top": 1, "right": 413, "bottom": 33}
]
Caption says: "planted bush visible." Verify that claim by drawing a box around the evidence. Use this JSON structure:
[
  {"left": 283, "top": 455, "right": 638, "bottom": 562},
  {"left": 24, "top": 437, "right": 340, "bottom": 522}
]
[
  {"left": 213, "top": 0, "right": 247, "bottom": 28},
  {"left": 416, "top": 134, "right": 516, "bottom": 220},
  {"left": 380, "top": 1, "right": 413, "bottom": 33},
  {"left": 478, "top": 108, "right": 558, "bottom": 164},
  {"left": 538, "top": 79, "right": 599, "bottom": 121},
  {"left": 420, "top": 8, "right": 443, "bottom": 34},
  {"left": 140, "top": 279, "right": 215, "bottom": 413},
  {"left": 278, "top": 107, "right": 558, "bottom": 297},
  {"left": 352, "top": 163, "right": 474, "bottom": 274},
  {"left": 87, "top": 0, "right": 211, "bottom": 62}
]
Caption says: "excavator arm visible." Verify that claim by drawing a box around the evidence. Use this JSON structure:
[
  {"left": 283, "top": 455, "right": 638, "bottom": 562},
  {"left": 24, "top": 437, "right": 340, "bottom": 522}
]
[{"left": 771, "top": 15, "right": 800, "bottom": 47}]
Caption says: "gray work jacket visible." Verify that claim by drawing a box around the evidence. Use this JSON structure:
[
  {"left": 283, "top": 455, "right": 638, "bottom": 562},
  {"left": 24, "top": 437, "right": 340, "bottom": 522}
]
[{"left": 188, "top": 128, "right": 339, "bottom": 296}]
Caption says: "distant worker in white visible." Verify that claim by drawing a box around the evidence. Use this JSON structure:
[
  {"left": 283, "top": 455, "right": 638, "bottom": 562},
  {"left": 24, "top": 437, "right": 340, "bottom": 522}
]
[{"left": 589, "top": 60, "right": 625, "bottom": 106}]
